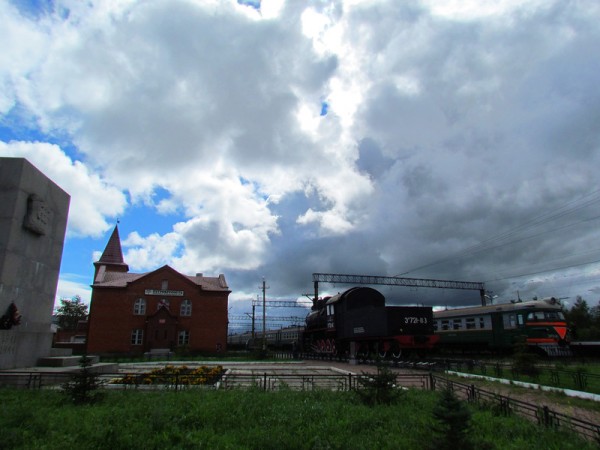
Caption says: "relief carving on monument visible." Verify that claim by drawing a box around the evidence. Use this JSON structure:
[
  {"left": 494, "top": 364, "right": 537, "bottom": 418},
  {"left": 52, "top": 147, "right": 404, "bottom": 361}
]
[{"left": 23, "top": 194, "right": 53, "bottom": 235}]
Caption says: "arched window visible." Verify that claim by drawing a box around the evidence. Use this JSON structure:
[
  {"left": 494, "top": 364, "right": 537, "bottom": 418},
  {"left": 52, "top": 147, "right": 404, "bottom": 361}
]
[
  {"left": 180, "top": 299, "right": 192, "bottom": 316},
  {"left": 133, "top": 298, "right": 146, "bottom": 315}
]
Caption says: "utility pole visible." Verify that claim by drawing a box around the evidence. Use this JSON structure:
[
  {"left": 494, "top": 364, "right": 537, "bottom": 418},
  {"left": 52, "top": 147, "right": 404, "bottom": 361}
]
[
  {"left": 252, "top": 302, "right": 256, "bottom": 340},
  {"left": 261, "top": 278, "right": 269, "bottom": 351}
]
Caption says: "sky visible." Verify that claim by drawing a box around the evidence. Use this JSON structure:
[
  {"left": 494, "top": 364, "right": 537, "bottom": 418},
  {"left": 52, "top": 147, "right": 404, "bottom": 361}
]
[{"left": 2, "top": 0, "right": 600, "bottom": 330}]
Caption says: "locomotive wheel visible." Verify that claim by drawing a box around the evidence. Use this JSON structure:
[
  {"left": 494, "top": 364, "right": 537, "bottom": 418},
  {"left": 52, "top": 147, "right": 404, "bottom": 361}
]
[
  {"left": 392, "top": 349, "right": 402, "bottom": 360},
  {"left": 378, "top": 350, "right": 387, "bottom": 359}
]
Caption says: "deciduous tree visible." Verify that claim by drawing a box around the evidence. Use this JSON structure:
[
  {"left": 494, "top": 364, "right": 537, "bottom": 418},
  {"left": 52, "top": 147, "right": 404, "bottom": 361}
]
[{"left": 56, "top": 296, "right": 88, "bottom": 331}]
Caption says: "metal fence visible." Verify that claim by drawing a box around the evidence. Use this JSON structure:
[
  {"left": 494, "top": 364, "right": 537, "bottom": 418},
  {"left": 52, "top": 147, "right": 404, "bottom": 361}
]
[
  {"left": 1, "top": 368, "right": 598, "bottom": 443},
  {"left": 437, "top": 359, "right": 600, "bottom": 394},
  {"left": 431, "top": 375, "right": 600, "bottom": 443}
]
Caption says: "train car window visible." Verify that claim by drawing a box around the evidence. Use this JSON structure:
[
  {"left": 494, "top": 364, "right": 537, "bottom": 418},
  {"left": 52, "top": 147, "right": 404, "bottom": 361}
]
[
  {"left": 466, "top": 318, "right": 476, "bottom": 330},
  {"left": 545, "top": 311, "right": 565, "bottom": 320},
  {"left": 518, "top": 315, "right": 524, "bottom": 326},
  {"left": 441, "top": 320, "right": 449, "bottom": 331},
  {"left": 479, "top": 317, "right": 490, "bottom": 329},
  {"left": 452, "top": 319, "right": 463, "bottom": 330},
  {"left": 503, "top": 314, "right": 517, "bottom": 329},
  {"left": 433, "top": 321, "right": 438, "bottom": 331},
  {"left": 527, "top": 312, "right": 545, "bottom": 321}
]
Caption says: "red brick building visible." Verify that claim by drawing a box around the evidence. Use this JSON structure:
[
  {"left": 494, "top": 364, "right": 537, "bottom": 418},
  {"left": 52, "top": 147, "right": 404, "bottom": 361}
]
[{"left": 86, "top": 226, "right": 230, "bottom": 355}]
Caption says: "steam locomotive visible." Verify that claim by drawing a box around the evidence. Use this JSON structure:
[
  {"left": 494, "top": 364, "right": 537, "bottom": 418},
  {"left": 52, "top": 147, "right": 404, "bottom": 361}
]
[
  {"left": 228, "top": 286, "right": 438, "bottom": 357},
  {"left": 303, "top": 286, "right": 438, "bottom": 358}
]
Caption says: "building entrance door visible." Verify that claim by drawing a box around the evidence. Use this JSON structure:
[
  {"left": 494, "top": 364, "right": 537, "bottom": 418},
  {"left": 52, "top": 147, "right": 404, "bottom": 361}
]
[{"left": 146, "top": 307, "right": 178, "bottom": 350}]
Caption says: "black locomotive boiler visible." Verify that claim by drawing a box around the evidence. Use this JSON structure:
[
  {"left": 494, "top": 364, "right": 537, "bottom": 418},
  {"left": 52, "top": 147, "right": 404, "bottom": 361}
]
[{"left": 303, "top": 286, "right": 438, "bottom": 358}]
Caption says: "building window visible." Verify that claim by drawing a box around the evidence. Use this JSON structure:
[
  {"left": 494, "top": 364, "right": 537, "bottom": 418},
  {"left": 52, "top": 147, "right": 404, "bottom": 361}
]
[
  {"left": 133, "top": 298, "right": 146, "bottom": 315},
  {"left": 161, "top": 279, "right": 168, "bottom": 290},
  {"left": 131, "top": 329, "right": 144, "bottom": 345},
  {"left": 157, "top": 299, "right": 170, "bottom": 310},
  {"left": 180, "top": 299, "right": 192, "bottom": 316},
  {"left": 178, "top": 330, "right": 189, "bottom": 346}
]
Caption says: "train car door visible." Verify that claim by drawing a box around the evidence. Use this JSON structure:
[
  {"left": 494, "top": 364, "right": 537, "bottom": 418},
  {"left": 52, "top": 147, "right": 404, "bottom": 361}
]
[{"left": 491, "top": 312, "right": 504, "bottom": 348}]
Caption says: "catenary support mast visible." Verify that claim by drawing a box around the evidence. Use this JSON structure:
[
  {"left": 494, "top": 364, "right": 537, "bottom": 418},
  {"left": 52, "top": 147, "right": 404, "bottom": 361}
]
[{"left": 312, "top": 273, "right": 486, "bottom": 306}]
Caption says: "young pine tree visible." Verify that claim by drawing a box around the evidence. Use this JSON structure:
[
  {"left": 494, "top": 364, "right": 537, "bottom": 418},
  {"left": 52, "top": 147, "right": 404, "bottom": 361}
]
[
  {"left": 430, "top": 385, "right": 473, "bottom": 450},
  {"left": 62, "top": 353, "right": 104, "bottom": 405}
]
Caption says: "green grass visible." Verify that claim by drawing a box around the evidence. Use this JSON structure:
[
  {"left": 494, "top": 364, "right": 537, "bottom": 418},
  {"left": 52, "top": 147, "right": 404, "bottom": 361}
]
[
  {"left": 452, "top": 361, "right": 600, "bottom": 395},
  {"left": 0, "top": 388, "right": 596, "bottom": 449}
]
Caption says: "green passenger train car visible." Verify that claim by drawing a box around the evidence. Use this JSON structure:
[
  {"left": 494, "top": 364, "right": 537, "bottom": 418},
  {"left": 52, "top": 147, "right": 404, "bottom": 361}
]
[{"left": 433, "top": 297, "right": 570, "bottom": 356}]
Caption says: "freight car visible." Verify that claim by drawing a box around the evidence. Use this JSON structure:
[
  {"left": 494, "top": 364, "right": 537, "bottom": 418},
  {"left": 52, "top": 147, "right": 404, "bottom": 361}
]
[
  {"left": 303, "top": 286, "right": 438, "bottom": 358},
  {"left": 432, "top": 297, "right": 570, "bottom": 356}
]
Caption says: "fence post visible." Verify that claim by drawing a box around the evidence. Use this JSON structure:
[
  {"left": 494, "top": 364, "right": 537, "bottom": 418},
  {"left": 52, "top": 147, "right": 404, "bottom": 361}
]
[
  {"left": 543, "top": 406, "right": 551, "bottom": 427},
  {"left": 574, "top": 370, "right": 587, "bottom": 391},
  {"left": 263, "top": 373, "right": 267, "bottom": 391},
  {"left": 348, "top": 373, "right": 352, "bottom": 391},
  {"left": 469, "top": 384, "right": 476, "bottom": 402},
  {"left": 429, "top": 373, "right": 435, "bottom": 391}
]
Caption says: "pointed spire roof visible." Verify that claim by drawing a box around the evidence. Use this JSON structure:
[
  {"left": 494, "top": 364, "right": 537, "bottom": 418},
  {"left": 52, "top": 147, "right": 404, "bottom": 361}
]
[
  {"left": 94, "top": 225, "right": 129, "bottom": 279},
  {"left": 99, "top": 225, "right": 125, "bottom": 265}
]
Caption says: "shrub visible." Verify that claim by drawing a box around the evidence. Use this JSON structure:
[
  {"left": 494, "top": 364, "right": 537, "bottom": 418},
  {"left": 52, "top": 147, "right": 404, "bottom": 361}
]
[
  {"left": 512, "top": 342, "right": 540, "bottom": 379},
  {"left": 355, "top": 363, "right": 404, "bottom": 406}
]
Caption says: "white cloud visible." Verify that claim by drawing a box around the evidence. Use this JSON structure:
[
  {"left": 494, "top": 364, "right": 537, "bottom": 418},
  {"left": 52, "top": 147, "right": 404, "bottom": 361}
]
[
  {"left": 55, "top": 276, "right": 92, "bottom": 308},
  {"left": 2, "top": 0, "right": 600, "bottom": 305},
  {"left": 0, "top": 140, "right": 127, "bottom": 237}
]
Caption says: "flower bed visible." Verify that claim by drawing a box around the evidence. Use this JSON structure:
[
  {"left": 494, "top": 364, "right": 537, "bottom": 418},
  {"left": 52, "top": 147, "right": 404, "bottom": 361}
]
[{"left": 110, "top": 365, "right": 224, "bottom": 387}]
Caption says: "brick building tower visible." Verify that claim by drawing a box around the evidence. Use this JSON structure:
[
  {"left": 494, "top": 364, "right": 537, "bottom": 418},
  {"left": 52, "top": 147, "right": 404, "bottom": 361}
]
[{"left": 86, "top": 225, "right": 230, "bottom": 355}]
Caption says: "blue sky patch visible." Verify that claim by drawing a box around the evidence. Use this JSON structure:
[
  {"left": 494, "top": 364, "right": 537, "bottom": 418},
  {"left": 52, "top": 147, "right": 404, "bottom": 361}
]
[{"left": 237, "top": 0, "right": 260, "bottom": 11}]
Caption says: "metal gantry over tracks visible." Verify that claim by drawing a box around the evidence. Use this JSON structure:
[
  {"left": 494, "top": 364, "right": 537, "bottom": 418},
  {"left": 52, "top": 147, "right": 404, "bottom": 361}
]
[{"left": 312, "top": 273, "right": 486, "bottom": 305}]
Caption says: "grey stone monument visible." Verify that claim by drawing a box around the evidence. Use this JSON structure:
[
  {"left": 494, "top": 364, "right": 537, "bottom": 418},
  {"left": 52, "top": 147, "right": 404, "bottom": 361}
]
[{"left": 0, "top": 157, "right": 70, "bottom": 369}]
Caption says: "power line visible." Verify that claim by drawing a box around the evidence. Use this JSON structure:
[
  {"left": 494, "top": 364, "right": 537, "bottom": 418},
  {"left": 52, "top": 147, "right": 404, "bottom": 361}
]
[
  {"left": 396, "top": 189, "right": 600, "bottom": 277},
  {"left": 485, "top": 257, "right": 600, "bottom": 283}
]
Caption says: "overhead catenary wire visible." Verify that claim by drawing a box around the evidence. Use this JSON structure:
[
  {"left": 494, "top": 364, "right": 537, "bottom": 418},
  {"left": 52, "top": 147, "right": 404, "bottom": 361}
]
[{"left": 396, "top": 188, "right": 600, "bottom": 278}]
